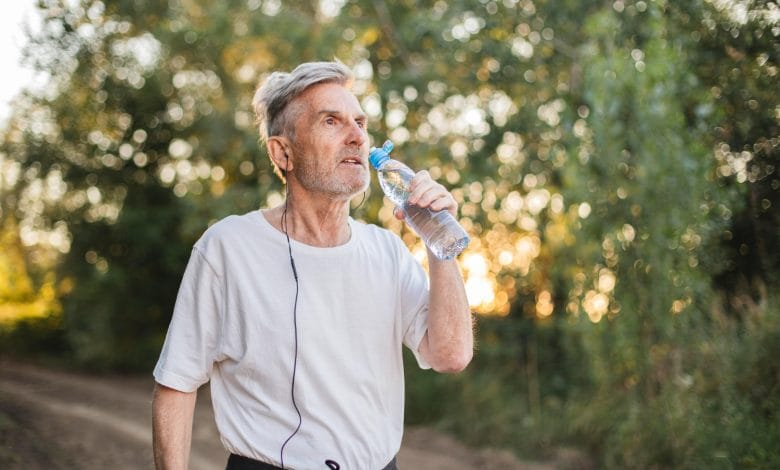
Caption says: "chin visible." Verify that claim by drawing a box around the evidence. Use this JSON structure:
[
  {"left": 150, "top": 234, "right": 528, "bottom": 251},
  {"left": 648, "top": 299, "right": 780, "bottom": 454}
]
[
  {"left": 326, "top": 180, "right": 368, "bottom": 200},
  {"left": 346, "top": 175, "right": 370, "bottom": 194},
  {"left": 356, "top": 179, "right": 370, "bottom": 196}
]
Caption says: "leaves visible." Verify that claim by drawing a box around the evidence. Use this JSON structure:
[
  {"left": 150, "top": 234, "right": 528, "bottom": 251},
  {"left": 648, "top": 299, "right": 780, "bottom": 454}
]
[{"left": 0, "top": 0, "right": 778, "bottom": 464}]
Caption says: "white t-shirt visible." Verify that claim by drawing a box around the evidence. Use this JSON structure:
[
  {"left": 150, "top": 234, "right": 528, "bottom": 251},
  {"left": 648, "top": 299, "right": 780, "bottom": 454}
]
[{"left": 154, "top": 210, "right": 431, "bottom": 469}]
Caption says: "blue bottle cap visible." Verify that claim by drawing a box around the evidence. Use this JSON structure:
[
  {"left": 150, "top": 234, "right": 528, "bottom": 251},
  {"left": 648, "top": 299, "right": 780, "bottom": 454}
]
[{"left": 369, "top": 140, "right": 394, "bottom": 169}]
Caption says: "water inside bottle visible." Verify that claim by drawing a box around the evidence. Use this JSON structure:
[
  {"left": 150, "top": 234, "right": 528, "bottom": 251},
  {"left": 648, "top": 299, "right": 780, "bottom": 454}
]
[
  {"left": 377, "top": 168, "right": 412, "bottom": 206},
  {"left": 403, "top": 203, "right": 470, "bottom": 260},
  {"left": 429, "top": 235, "right": 470, "bottom": 260}
]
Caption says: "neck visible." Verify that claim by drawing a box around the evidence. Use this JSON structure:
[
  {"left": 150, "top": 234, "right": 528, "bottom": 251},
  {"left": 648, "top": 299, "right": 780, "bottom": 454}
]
[{"left": 265, "top": 189, "right": 353, "bottom": 248}]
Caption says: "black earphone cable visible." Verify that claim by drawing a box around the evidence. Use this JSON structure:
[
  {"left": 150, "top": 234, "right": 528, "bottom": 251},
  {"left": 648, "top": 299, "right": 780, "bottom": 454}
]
[
  {"left": 279, "top": 189, "right": 302, "bottom": 470},
  {"left": 277, "top": 174, "right": 342, "bottom": 469}
]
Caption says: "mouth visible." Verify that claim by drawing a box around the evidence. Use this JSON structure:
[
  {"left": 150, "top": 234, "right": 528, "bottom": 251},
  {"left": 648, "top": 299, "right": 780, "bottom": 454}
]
[{"left": 340, "top": 156, "right": 364, "bottom": 166}]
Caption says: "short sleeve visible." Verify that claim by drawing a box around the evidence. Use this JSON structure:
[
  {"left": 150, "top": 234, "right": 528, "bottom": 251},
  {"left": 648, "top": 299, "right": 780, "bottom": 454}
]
[
  {"left": 397, "top": 246, "right": 432, "bottom": 370},
  {"left": 153, "top": 247, "right": 224, "bottom": 392}
]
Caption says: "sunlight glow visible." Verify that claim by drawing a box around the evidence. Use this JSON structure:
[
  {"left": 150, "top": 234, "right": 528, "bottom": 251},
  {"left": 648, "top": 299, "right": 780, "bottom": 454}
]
[
  {"left": 536, "top": 290, "right": 554, "bottom": 317},
  {"left": 598, "top": 269, "right": 616, "bottom": 293},
  {"left": 583, "top": 290, "right": 609, "bottom": 323},
  {"left": 466, "top": 275, "right": 495, "bottom": 308}
]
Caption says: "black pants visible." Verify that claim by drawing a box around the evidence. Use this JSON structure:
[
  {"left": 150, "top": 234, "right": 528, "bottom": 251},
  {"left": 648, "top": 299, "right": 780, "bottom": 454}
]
[{"left": 226, "top": 453, "right": 399, "bottom": 470}]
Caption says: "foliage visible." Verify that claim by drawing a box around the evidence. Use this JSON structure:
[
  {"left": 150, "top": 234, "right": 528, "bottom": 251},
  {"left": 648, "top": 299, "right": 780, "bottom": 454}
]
[
  {"left": 0, "top": 0, "right": 778, "bottom": 466},
  {"left": 0, "top": 215, "right": 65, "bottom": 358}
]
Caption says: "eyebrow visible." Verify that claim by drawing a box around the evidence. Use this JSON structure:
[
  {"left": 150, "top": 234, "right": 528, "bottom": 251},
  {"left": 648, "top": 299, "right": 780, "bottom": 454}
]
[{"left": 318, "top": 109, "right": 368, "bottom": 121}]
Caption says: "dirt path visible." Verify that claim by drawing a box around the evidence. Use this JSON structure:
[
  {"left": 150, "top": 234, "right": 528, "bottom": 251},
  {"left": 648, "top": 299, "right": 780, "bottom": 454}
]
[{"left": 0, "top": 359, "right": 552, "bottom": 469}]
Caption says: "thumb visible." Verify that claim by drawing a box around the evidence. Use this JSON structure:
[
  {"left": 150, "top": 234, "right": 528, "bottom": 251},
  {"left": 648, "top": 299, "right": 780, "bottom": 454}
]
[{"left": 393, "top": 207, "right": 405, "bottom": 220}]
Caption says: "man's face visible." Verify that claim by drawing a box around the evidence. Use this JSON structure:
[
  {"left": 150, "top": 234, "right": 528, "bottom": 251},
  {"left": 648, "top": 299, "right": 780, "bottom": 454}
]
[{"left": 288, "top": 82, "right": 370, "bottom": 199}]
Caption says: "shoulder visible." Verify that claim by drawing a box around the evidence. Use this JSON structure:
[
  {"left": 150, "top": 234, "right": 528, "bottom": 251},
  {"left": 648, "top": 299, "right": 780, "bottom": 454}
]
[
  {"left": 353, "top": 219, "right": 401, "bottom": 244},
  {"left": 196, "top": 214, "right": 240, "bottom": 245},
  {"left": 352, "top": 219, "right": 412, "bottom": 257},
  {"left": 194, "top": 211, "right": 266, "bottom": 254}
]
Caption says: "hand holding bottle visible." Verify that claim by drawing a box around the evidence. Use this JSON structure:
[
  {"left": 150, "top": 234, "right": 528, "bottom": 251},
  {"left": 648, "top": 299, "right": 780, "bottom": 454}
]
[
  {"left": 370, "top": 140, "right": 470, "bottom": 260},
  {"left": 391, "top": 170, "right": 458, "bottom": 220}
]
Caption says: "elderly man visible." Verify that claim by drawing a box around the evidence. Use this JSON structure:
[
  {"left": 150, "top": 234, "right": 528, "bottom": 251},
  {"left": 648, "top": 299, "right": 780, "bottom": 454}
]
[{"left": 152, "top": 61, "right": 473, "bottom": 470}]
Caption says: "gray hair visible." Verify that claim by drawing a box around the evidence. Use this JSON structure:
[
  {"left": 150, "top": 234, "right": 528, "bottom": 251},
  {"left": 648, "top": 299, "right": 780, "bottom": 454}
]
[{"left": 253, "top": 61, "right": 354, "bottom": 143}]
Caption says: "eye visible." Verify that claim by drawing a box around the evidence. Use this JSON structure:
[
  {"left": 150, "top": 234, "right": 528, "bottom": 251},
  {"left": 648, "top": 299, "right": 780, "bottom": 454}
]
[
  {"left": 324, "top": 116, "right": 337, "bottom": 125},
  {"left": 356, "top": 119, "right": 366, "bottom": 129}
]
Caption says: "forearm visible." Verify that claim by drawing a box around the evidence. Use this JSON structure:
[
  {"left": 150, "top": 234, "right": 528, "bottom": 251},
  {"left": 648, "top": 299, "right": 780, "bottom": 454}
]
[
  {"left": 399, "top": 170, "right": 473, "bottom": 372},
  {"left": 152, "top": 383, "right": 197, "bottom": 470},
  {"left": 424, "top": 252, "right": 474, "bottom": 372}
]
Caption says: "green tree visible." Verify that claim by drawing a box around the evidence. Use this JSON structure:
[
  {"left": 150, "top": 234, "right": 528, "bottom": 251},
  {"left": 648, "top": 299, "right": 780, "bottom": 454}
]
[
  {"left": 1, "top": 0, "right": 778, "bottom": 466},
  {"left": 0, "top": 215, "right": 63, "bottom": 356}
]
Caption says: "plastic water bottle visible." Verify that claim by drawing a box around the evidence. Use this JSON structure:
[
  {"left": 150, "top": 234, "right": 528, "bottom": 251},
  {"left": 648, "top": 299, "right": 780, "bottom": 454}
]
[{"left": 369, "top": 140, "right": 470, "bottom": 260}]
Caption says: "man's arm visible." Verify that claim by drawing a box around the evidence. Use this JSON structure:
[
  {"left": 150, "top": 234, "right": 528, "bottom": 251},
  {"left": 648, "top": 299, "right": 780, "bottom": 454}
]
[
  {"left": 152, "top": 382, "right": 198, "bottom": 470},
  {"left": 397, "top": 170, "right": 474, "bottom": 373},
  {"left": 419, "top": 255, "right": 474, "bottom": 372}
]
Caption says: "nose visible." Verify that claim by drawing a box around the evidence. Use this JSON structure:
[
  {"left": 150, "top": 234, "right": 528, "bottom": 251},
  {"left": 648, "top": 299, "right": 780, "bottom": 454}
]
[{"left": 346, "top": 120, "right": 367, "bottom": 148}]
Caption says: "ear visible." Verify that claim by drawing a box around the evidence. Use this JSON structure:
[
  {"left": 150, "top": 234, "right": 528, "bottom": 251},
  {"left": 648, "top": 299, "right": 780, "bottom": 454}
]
[{"left": 267, "top": 136, "right": 293, "bottom": 173}]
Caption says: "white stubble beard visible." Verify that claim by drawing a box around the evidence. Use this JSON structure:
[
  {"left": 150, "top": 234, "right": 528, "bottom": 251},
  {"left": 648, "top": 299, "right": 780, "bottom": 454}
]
[{"left": 293, "top": 148, "right": 369, "bottom": 199}]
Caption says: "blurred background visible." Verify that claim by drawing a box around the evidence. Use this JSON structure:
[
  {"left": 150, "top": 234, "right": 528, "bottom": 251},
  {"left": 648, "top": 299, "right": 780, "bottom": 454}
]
[{"left": 0, "top": 0, "right": 778, "bottom": 468}]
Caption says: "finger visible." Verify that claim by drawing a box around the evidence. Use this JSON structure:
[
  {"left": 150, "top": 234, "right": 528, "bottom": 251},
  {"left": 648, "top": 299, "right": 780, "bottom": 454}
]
[
  {"left": 409, "top": 175, "right": 448, "bottom": 204},
  {"left": 393, "top": 207, "right": 405, "bottom": 220},
  {"left": 410, "top": 183, "right": 444, "bottom": 207},
  {"left": 408, "top": 174, "right": 438, "bottom": 205},
  {"left": 408, "top": 171, "right": 457, "bottom": 214},
  {"left": 409, "top": 170, "right": 431, "bottom": 189},
  {"left": 408, "top": 170, "right": 432, "bottom": 195},
  {"left": 429, "top": 195, "right": 458, "bottom": 215}
]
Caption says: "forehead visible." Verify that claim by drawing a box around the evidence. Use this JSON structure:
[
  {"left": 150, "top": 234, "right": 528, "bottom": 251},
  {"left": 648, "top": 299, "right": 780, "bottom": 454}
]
[{"left": 298, "top": 82, "right": 364, "bottom": 115}]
